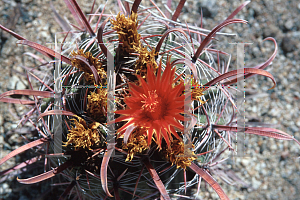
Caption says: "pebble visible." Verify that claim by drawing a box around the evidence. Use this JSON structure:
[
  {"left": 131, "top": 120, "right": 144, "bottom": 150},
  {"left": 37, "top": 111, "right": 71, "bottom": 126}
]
[
  {"left": 270, "top": 143, "right": 277, "bottom": 151},
  {"left": 262, "top": 183, "right": 268, "bottom": 190},
  {"left": 281, "top": 37, "right": 295, "bottom": 53},
  {"left": 196, "top": 0, "right": 217, "bottom": 18},
  {"left": 0, "top": 183, "right": 12, "bottom": 197},
  {"left": 290, "top": 125, "right": 299, "bottom": 133},
  {"left": 8, "top": 75, "right": 26, "bottom": 90},
  {"left": 251, "top": 177, "right": 262, "bottom": 190},
  {"left": 296, "top": 120, "right": 300, "bottom": 127},
  {"left": 292, "top": 31, "right": 300, "bottom": 37},
  {"left": 241, "top": 158, "right": 251, "bottom": 167},
  {"left": 284, "top": 19, "right": 294, "bottom": 30},
  {"left": 0, "top": 115, "right": 3, "bottom": 126}
]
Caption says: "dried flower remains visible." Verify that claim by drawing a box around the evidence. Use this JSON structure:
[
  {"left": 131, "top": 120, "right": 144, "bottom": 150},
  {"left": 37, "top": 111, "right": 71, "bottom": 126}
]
[{"left": 63, "top": 116, "right": 101, "bottom": 150}]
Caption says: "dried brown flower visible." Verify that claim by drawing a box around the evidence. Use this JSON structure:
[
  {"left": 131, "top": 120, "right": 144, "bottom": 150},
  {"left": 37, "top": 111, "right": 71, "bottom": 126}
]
[
  {"left": 63, "top": 116, "right": 101, "bottom": 150},
  {"left": 134, "top": 47, "right": 158, "bottom": 78},
  {"left": 122, "top": 127, "right": 149, "bottom": 162},
  {"left": 164, "top": 139, "right": 197, "bottom": 169},
  {"left": 87, "top": 88, "right": 107, "bottom": 121},
  {"left": 111, "top": 12, "right": 141, "bottom": 54},
  {"left": 191, "top": 78, "right": 207, "bottom": 104},
  {"left": 70, "top": 49, "right": 106, "bottom": 83}
]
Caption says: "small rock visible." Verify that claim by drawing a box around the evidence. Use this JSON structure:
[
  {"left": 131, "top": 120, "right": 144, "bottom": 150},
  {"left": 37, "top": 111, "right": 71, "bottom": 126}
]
[
  {"left": 284, "top": 19, "right": 294, "bottom": 30},
  {"left": 0, "top": 182, "right": 12, "bottom": 195},
  {"left": 270, "top": 143, "right": 277, "bottom": 151},
  {"left": 0, "top": 115, "right": 3, "bottom": 125},
  {"left": 262, "top": 183, "right": 268, "bottom": 190},
  {"left": 292, "top": 31, "right": 300, "bottom": 37},
  {"left": 263, "top": 24, "right": 280, "bottom": 38},
  {"left": 252, "top": 177, "right": 262, "bottom": 190},
  {"left": 281, "top": 37, "right": 295, "bottom": 54},
  {"left": 252, "top": 105, "right": 257, "bottom": 113},
  {"left": 197, "top": 0, "right": 217, "bottom": 18},
  {"left": 241, "top": 158, "right": 251, "bottom": 167},
  {"left": 286, "top": 104, "right": 292, "bottom": 110},
  {"left": 8, "top": 75, "right": 26, "bottom": 90},
  {"left": 296, "top": 120, "right": 300, "bottom": 127},
  {"left": 290, "top": 125, "right": 299, "bottom": 133},
  {"left": 0, "top": 135, "right": 4, "bottom": 145},
  {"left": 280, "top": 151, "right": 290, "bottom": 160},
  {"left": 8, "top": 133, "right": 19, "bottom": 144}
]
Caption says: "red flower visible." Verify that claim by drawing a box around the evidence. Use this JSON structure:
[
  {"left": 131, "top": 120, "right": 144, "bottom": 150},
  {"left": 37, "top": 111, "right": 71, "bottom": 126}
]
[{"left": 115, "top": 57, "right": 185, "bottom": 148}]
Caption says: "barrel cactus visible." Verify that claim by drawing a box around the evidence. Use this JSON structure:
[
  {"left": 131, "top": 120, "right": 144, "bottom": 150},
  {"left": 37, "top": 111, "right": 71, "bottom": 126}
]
[{"left": 1, "top": 0, "right": 299, "bottom": 199}]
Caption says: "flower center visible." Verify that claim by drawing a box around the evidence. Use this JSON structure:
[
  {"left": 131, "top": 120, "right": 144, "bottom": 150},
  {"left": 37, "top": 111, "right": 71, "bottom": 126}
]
[{"left": 141, "top": 90, "right": 160, "bottom": 113}]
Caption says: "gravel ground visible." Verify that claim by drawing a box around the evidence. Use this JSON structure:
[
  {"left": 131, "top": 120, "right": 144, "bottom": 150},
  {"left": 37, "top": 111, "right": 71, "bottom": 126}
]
[{"left": 0, "top": 0, "right": 300, "bottom": 199}]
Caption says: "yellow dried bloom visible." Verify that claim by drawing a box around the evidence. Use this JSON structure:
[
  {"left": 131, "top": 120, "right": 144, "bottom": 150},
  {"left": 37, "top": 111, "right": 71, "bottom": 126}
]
[
  {"left": 111, "top": 12, "right": 141, "bottom": 54},
  {"left": 134, "top": 47, "right": 158, "bottom": 78},
  {"left": 71, "top": 49, "right": 106, "bottom": 83},
  {"left": 111, "top": 12, "right": 159, "bottom": 79},
  {"left": 122, "top": 127, "right": 149, "bottom": 162},
  {"left": 191, "top": 78, "right": 207, "bottom": 104},
  {"left": 63, "top": 116, "right": 101, "bottom": 150},
  {"left": 164, "top": 139, "right": 196, "bottom": 169},
  {"left": 87, "top": 88, "right": 107, "bottom": 121}
]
